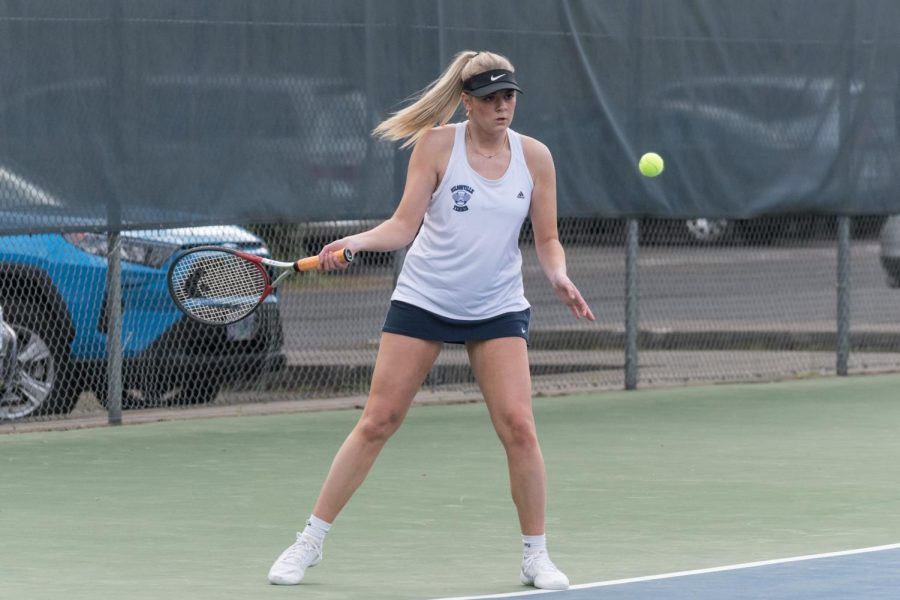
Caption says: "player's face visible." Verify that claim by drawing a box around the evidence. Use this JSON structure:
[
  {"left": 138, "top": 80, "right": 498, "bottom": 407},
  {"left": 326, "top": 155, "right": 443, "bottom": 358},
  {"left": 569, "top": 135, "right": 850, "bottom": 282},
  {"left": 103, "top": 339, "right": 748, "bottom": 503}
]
[{"left": 466, "top": 90, "right": 517, "bottom": 130}]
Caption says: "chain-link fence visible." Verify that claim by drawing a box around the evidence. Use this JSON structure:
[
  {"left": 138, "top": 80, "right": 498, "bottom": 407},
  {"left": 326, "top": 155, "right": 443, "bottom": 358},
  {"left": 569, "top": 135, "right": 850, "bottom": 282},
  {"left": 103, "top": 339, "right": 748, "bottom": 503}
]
[
  {"left": 3, "top": 215, "right": 899, "bottom": 423},
  {"left": 3, "top": 2, "right": 900, "bottom": 425}
]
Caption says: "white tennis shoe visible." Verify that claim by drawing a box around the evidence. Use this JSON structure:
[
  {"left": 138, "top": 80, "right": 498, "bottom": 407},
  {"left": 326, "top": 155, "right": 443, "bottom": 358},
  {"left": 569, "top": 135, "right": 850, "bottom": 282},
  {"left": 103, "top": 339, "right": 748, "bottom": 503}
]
[
  {"left": 268, "top": 532, "right": 323, "bottom": 585},
  {"left": 520, "top": 550, "right": 570, "bottom": 590}
]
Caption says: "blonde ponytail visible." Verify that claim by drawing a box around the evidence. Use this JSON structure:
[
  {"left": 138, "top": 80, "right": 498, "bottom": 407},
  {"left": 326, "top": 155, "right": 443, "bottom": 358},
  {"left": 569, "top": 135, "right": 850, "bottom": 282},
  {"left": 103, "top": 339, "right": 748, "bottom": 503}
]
[{"left": 373, "top": 50, "right": 515, "bottom": 148}]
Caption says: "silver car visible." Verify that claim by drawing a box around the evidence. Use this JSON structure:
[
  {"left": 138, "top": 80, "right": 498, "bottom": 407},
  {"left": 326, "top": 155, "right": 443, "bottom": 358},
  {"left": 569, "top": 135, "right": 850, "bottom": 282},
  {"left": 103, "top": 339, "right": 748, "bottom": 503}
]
[
  {"left": 646, "top": 76, "right": 894, "bottom": 244},
  {"left": 879, "top": 215, "right": 900, "bottom": 287}
]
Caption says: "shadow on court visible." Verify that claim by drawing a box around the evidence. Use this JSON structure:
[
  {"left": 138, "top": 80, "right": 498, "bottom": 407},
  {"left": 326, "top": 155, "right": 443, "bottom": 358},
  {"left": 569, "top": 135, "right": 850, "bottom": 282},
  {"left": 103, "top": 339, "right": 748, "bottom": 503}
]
[{"left": 2, "top": 373, "right": 900, "bottom": 599}]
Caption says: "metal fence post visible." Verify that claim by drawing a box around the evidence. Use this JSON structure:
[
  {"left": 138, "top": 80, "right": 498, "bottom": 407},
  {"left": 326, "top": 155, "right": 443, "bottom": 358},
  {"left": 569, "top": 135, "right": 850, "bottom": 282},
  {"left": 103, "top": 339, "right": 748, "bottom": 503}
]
[
  {"left": 107, "top": 232, "right": 123, "bottom": 425},
  {"left": 625, "top": 218, "right": 640, "bottom": 389},
  {"left": 836, "top": 216, "right": 851, "bottom": 376}
]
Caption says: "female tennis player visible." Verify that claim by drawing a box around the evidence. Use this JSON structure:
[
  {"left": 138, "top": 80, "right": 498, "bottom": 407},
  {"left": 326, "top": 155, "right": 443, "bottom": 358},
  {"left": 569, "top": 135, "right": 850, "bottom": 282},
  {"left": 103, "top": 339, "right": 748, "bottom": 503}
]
[{"left": 268, "top": 50, "right": 595, "bottom": 591}]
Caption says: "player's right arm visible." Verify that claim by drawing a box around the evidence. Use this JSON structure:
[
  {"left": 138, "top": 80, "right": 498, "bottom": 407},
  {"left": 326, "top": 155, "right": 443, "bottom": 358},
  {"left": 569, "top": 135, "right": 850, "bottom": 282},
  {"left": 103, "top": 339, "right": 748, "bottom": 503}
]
[{"left": 318, "top": 126, "right": 453, "bottom": 269}]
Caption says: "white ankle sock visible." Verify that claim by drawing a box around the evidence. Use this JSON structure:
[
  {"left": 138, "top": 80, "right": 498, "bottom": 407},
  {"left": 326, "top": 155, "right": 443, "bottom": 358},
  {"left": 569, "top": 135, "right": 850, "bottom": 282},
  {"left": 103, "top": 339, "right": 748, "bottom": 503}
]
[
  {"left": 302, "top": 514, "right": 332, "bottom": 544},
  {"left": 522, "top": 534, "right": 546, "bottom": 556}
]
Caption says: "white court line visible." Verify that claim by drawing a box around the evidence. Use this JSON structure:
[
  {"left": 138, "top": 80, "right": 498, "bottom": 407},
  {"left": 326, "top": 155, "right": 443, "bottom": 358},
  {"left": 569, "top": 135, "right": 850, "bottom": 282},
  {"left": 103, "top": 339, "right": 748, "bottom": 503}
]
[{"left": 433, "top": 542, "right": 900, "bottom": 600}]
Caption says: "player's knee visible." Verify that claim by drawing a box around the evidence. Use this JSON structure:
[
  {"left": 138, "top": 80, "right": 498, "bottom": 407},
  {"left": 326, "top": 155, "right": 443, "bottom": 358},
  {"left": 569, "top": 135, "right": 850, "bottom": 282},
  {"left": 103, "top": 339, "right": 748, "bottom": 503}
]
[
  {"left": 357, "top": 410, "right": 404, "bottom": 443},
  {"left": 497, "top": 414, "right": 538, "bottom": 451}
]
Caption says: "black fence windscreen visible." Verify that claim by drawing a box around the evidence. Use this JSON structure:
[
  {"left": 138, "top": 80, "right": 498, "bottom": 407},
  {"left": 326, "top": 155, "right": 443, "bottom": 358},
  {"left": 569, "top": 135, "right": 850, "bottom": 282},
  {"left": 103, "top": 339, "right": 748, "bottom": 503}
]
[{"left": 0, "top": 0, "right": 898, "bottom": 233}]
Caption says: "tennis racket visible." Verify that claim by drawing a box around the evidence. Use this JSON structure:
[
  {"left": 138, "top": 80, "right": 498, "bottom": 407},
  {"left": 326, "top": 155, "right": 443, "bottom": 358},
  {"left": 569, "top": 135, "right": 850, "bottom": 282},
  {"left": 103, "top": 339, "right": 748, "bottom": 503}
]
[{"left": 167, "top": 246, "right": 353, "bottom": 325}]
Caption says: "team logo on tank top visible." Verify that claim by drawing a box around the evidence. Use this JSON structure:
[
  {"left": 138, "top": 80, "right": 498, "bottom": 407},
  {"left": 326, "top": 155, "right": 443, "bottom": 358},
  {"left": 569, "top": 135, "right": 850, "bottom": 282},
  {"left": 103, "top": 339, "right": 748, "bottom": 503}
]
[{"left": 451, "top": 184, "right": 474, "bottom": 212}]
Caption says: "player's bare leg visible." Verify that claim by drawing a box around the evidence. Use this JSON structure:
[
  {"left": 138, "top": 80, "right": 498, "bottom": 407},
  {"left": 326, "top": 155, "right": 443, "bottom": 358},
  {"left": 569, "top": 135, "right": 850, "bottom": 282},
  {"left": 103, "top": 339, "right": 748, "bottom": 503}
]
[
  {"left": 313, "top": 333, "right": 442, "bottom": 521},
  {"left": 269, "top": 333, "right": 441, "bottom": 585},
  {"left": 466, "top": 337, "right": 569, "bottom": 590}
]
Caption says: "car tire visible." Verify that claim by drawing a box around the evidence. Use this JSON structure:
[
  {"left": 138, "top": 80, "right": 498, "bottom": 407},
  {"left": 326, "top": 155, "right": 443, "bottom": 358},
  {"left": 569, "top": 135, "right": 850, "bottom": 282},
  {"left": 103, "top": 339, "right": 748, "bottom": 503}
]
[
  {"left": 93, "top": 377, "right": 220, "bottom": 409},
  {"left": 153, "top": 378, "right": 221, "bottom": 406},
  {"left": 0, "top": 298, "right": 79, "bottom": 418}
]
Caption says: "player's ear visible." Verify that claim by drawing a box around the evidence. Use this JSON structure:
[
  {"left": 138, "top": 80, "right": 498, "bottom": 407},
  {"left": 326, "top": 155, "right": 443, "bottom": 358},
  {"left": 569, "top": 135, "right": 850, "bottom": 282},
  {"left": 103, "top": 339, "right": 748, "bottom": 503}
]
[{"left": 461, "top": 93, "right": 472, "bottom": 116}]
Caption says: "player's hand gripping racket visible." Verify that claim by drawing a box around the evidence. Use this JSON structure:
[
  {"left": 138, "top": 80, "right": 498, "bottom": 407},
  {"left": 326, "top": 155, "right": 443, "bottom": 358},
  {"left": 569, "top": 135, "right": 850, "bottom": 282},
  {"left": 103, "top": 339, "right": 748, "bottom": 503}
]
[{"left": 167, "top": 246, "right": 353, "bottom": 325}]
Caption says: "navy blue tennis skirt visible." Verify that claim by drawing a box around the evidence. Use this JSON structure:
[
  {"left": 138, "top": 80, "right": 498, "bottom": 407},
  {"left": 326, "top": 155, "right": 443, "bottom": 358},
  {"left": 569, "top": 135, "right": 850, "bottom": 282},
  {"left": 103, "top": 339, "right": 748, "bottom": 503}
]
[{"left": 382, "top": 301, "right": 531, "bottom": 344}]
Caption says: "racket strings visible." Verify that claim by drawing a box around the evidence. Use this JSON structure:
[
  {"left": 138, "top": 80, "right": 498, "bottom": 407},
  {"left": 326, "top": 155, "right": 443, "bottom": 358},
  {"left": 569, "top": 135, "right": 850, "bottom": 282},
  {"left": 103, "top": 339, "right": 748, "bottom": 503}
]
[{"left": 170, "top": 251, "right": 268, "bottom": 324}]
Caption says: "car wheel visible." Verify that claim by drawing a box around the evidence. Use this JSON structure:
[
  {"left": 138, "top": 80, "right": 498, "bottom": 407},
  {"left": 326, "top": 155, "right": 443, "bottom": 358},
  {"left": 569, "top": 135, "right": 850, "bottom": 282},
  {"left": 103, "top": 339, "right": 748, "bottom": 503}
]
[
  {"left": 684, "top": 218, "right": 732, "bottom": 244},
  {"left": 0, "top": 301, "right": 79, "bottom": 419}
]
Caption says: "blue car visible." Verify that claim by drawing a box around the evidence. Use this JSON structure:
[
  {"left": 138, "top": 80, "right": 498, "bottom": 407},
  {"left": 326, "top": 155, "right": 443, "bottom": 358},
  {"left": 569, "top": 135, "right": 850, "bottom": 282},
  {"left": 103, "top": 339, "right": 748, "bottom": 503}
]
[{"left": 0, "top": 225, "right": 285, "bottom": 420}]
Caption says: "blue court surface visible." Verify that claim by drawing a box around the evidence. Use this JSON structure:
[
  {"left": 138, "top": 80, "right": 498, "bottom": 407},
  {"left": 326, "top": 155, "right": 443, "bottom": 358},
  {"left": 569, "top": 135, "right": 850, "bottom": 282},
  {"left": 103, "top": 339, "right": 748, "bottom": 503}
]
[{"left": 436, "top": 544, "right": 900, "bottom": 600}]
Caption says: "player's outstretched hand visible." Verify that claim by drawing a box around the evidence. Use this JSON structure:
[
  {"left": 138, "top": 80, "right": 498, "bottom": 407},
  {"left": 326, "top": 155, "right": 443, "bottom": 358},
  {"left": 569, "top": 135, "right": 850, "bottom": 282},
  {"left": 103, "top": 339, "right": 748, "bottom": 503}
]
[{"left": 551, "top": 275, "right": 595, "bottom": 321}]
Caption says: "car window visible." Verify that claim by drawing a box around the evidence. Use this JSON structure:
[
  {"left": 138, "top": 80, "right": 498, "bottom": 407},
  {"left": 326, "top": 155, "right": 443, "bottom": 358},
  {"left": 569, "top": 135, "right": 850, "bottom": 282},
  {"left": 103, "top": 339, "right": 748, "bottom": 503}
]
[
  {"left": 658, "top": 78, "right": 847, "bottom": 149},
  {"left": 0, "top": 166, "right": 65, "bottom": 208},
  {"left": 143, "top": 86, "right": 301, "bottom": 141},
  {"left": 1, "top": 81, "right": 107, "bottom": 140},
  {"left": 306, "top": 87, "right": 369, "bottom": 164}
]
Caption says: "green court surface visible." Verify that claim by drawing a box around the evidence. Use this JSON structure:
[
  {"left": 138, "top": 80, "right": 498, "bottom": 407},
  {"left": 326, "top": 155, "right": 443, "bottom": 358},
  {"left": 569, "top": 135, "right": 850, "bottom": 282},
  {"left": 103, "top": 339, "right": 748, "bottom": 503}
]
[{"left": 3, "top": 373, "right": 900, "bottom": 600}]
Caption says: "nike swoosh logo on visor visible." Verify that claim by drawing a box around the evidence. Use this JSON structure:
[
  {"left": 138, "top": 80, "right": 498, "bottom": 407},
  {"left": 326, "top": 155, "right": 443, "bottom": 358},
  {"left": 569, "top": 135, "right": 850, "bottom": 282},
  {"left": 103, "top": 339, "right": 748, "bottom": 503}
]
[{"left": 490, "top": 74, "right": 506, "bottom": 81}]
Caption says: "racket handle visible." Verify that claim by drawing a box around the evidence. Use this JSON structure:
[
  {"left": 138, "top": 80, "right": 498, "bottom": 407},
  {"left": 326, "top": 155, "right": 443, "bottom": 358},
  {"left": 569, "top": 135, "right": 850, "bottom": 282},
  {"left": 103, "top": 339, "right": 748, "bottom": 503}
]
[{"left": 294, "top": 248, "right": 354, "bottom": 272}]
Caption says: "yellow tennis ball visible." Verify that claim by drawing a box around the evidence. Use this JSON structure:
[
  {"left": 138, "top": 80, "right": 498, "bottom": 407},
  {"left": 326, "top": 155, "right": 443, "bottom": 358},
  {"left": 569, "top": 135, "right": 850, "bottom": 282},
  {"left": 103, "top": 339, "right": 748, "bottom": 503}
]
[{"left": 639, "top": 152, "right": 664, "bottom": 177}]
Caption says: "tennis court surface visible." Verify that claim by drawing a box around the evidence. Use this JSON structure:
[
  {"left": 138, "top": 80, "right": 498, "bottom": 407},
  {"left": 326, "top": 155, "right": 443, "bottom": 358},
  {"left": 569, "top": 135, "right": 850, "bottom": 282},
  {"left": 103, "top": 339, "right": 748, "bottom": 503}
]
[{"left": 3, "top": 373, "right": 900, "bottom": 599}]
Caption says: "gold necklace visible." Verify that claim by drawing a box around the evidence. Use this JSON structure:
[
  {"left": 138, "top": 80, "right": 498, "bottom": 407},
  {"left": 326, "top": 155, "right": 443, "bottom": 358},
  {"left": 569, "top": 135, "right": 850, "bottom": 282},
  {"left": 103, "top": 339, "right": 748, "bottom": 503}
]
[{"left": 466, "top": 126, "right": 507, "bottom": 159}]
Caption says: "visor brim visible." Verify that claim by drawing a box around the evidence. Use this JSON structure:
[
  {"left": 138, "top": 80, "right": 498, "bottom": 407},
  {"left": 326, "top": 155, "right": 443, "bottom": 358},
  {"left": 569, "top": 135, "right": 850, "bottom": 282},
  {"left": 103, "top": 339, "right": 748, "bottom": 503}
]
[{"left": 466, "top": 81, "right": 524, "bottom": 97}]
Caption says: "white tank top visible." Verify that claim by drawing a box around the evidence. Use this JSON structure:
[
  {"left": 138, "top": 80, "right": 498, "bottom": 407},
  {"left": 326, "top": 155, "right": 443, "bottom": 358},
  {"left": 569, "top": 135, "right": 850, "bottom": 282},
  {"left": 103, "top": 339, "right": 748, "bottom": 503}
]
[{"left": 392, "top": 121, "right": 534, "bottom": 320}]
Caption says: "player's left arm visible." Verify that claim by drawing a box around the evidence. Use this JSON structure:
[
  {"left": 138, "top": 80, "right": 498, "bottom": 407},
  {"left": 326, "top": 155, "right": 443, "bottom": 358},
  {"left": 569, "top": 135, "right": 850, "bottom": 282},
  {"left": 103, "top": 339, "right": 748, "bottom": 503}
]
[{"left": 523, "top": 136, "right": 596, "bottom": 321}]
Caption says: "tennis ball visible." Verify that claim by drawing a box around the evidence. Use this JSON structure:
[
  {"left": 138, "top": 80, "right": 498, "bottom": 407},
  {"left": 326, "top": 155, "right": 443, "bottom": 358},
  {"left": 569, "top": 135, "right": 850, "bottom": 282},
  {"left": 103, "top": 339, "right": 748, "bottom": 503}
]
[{"left": 639, "top": 152, "right": 664, "bottom": 177}]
